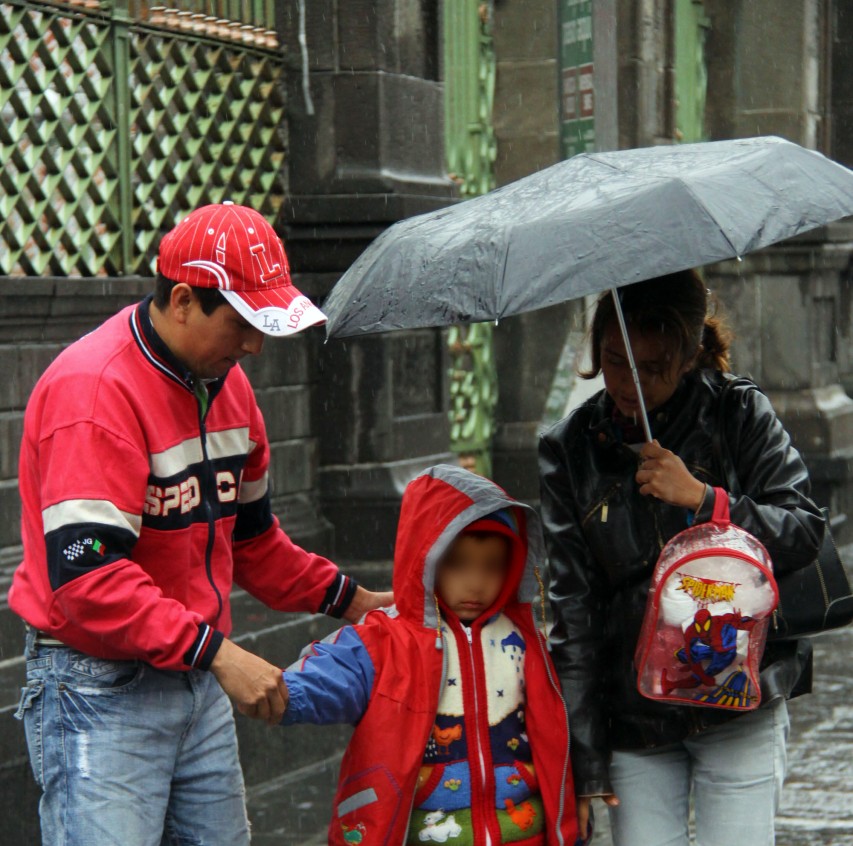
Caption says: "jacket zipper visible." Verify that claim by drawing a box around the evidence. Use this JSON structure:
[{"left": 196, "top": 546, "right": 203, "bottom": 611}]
[
  {"left": 195, "top": 381, "right": 223, "bottom": 625},
  {"left": 536, "top": 627, "right": 568, "bottom": 846},
  {"left": 461, "top": 623, "right": 494, "bottom": 846},
  {"left": 582, "top": 481, "right": 622, "bottom": 527}
]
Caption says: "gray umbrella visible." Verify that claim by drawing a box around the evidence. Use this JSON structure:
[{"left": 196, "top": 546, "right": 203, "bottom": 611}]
[
  {"left": 324, "top": 136, "right": 853, "bottom": 337},
  {"left": 322, "top": 136, "right": 853, "bottom": 439}
]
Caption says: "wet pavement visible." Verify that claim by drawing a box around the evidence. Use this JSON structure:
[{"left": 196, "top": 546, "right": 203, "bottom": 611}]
[{"left": 776, "top": 627, "right": 853, "bottom": 845}]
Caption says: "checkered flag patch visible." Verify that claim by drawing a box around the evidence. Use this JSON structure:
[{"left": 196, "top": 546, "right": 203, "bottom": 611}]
[
  {"left": 62, "top": 537, "right": 107, "bottom": 561},
  {"left": 63, "top": 540, "right": 87, "bottom": 561}
]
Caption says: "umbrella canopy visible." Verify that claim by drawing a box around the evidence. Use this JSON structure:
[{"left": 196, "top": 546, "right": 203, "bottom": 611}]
[{"left": 323, "top": 136, "right": 853, "bottom": 338}]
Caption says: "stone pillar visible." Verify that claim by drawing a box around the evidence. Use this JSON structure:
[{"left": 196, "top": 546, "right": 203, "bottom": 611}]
[
  {"left": 492, "top": 0, "right": 559, "bottom": 184},
  {"left": 616, "top": 0, "right": 675, "bottom": 148},
  {"left": 486, "top": 0, "right": 571, "bottom": 502},
  {"left": 831, "top": 0, "right": 853, "bottom": 168},
  {"left": 706, "top": 222, "right": 853, "bottom": 540},
  {"left": 593, "top": 0, "right": 620, "bottom": 152},
  {"left": 317, "top": 331, "right": 452, "bottom": 559},
  {"left": 704, "top": 0, "right": 825, "bottom": 145},
  {"left": 702, "top": 0, "right": 853, "bottom": 531},
  {"left": 278, "top": 0, "right": 452, "bottom": 257},
  {"left": 277, "top": 1, "right": 456, "bottom": 559}
]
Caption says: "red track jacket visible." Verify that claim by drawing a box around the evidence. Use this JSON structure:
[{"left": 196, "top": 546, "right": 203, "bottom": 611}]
[{"left": 9, "top": 297, "right": 351, "bottom": 670}]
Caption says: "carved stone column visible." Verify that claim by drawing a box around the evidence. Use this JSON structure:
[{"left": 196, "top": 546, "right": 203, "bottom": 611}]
[{"left": 277, "top": 1, "right": 456, "bottom": 559}]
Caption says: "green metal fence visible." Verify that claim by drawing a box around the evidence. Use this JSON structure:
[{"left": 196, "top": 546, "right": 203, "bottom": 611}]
[
  {"left": 443, "top": 0, "right": 496, "bottom": 198},
  {"left": 128, "top": 2, "right": 277, "bottom": 38},
  {"left": 444, "top": 0, "right": 498, "bottom": 475},
  {"left": 0, "top": 0, "right": 285, "bottom": 277},
  {"left": 674, "top": 0, "right": 709, "bottom": 143}
]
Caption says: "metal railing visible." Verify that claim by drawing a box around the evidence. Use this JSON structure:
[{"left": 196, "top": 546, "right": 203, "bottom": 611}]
[
  {"left": 0, "top": 0, "right": 285, "bottom": 277},
  {"left": 130, "top": 2, "right": 278, "bottom": 48},
  {"left": 444, "top": 0, "right": 498, "bottom": 474}
]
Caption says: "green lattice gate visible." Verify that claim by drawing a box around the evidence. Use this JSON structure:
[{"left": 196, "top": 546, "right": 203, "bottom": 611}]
[
  {"left": 444, "top": 0, "right": 498, "bottom": 476},
  {"left": 0, "top": 1, "right": 285, "bottom": 277}
]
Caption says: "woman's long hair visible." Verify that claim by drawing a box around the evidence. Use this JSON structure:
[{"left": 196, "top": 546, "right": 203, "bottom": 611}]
[{"left": 580, "top": 269, "right": 732, "bottom": 379}]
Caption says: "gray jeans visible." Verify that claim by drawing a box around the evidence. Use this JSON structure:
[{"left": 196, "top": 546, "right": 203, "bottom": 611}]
[{"left": 608, "top": 699, "right": 789, "bottom": 846}]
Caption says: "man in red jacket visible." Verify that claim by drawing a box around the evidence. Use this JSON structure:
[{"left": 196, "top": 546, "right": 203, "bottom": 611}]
[{"left": 9, "top": 202, "right": 391, "bottom": 846}]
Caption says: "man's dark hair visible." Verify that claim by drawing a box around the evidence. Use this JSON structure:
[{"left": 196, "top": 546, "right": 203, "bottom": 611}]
[{"left": 153, "top": 273, "right": 226, "bottom": 316}]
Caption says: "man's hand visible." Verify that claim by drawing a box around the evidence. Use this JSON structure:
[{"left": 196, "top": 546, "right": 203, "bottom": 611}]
[
  {"left": 342, "top": 585, "right": 394, "bottom": 623},
  {"left": 209, "top": 638, "right": 288, "bottom": 726},
  {"left": 636, "top": 439, "right": 706, "bottom": 510}
]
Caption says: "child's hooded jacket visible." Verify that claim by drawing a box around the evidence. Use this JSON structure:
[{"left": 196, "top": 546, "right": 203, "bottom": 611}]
[{"left": 283, "top": 464, "right": 578, "bottom": 846}]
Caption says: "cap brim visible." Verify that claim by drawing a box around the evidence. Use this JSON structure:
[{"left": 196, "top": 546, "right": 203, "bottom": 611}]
[{"left": 221, "top": 287, "right": 327, "bottom": 337}]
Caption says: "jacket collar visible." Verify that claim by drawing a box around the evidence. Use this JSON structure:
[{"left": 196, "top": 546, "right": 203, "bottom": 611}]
[
  {"left": 129, "top": 295, "right": 227, "bottom": 399},
  {"left": 586, "top": 371, "right": 701, "bottom": 450}
]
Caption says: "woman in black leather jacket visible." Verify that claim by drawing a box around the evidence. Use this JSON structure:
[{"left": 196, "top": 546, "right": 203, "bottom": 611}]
[{"left": 539, "top": 271, "right": 823, "bottom": 845}]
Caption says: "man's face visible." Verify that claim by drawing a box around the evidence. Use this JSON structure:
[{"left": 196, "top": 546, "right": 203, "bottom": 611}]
[
  {"left": 179, "top": 293, "right": 265, "bottom": 380},
  {"left": 435, "top": 534, "right": 510, "bottom": 624}
]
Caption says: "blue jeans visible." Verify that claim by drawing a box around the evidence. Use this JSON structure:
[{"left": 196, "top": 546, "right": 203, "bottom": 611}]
[
  {"left": 608, "top": 699, "right": 789, "bottom": 846},
  {"left": 15, "top": 629, "right": 250, "bottom": 846}
]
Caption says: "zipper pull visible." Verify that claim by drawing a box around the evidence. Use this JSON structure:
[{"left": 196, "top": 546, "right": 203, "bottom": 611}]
[
  {"left": 463, "top": 625, "right": 473, "bottom": 644},
  {"left": 601, "top": 502, "right": 609, "bottom": 523}
]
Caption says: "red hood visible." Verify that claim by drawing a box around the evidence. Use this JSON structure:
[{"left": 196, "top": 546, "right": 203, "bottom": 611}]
[{"left": 393, "top": 464, "right": 545, "bottom": 629}]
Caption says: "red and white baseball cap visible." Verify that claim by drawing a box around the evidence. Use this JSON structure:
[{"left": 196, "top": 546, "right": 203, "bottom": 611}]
[{"left": 157, "top": 202, "right": 327, "bottom": 337}]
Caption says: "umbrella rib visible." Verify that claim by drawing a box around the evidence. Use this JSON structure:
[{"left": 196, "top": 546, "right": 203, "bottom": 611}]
[
  {"left": 580, "top": 152, "right": 626, "bottom": 173},
  {"left": 675, "top": 176, "right": 741, "bottom": 259},
  {"left": 494, "top": 231, "right": 512, "bottom": 323}
]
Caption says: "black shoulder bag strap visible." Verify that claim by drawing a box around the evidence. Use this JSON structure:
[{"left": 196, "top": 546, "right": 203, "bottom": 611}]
[
  {"left": 710, "top": 376, "right": 755, "bottom": 494},
  {"left": 711, "top": 377, "right": 853, "bottom": 639}
]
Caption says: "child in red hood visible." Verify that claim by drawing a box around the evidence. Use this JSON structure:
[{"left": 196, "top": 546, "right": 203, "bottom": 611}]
[{"left": 280, "top": 464, "right": 581, "bottom": 846}]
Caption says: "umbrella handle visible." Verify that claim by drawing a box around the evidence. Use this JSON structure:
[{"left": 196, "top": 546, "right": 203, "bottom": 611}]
[{"left": 610, "top": 288, "right": 653, "bottom": 443}]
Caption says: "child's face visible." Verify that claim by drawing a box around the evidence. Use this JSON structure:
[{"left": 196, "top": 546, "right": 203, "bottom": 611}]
[{"left": 436, "top": 534, "right": 511, "bottom": 624}]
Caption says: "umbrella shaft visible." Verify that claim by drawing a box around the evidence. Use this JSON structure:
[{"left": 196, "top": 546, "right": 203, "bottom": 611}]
[{"left": 610, "top": 288, "right": 653, "bottom": 443}]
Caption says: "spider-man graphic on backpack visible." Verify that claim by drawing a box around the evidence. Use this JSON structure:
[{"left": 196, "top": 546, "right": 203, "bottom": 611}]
[{"left": 662, "top": 608, "right": 758, "bottom": 692}]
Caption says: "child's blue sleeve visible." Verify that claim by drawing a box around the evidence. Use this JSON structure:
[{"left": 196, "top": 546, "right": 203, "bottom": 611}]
[{"left": 282, "top": 625, "right": 375, "bottom": 726}]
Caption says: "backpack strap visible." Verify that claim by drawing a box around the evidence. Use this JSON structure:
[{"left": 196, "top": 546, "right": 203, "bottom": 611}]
[{"left": 710, "top": 486, "right": 732, "bottom": 525}]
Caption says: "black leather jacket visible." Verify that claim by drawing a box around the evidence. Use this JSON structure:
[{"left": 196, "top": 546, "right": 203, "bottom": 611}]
[{"left": 539, "top": 369, "right": 823, "bottom": 797}]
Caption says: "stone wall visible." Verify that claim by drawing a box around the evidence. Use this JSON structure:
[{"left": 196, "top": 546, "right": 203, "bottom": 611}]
[{"left": 0, "top": 280, "right": 150, "bottom": 843}]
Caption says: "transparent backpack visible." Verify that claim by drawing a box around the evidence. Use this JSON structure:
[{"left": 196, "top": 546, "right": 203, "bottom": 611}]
[{"left": 635, "top": 489, "right": 778, "bottom": 711}]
